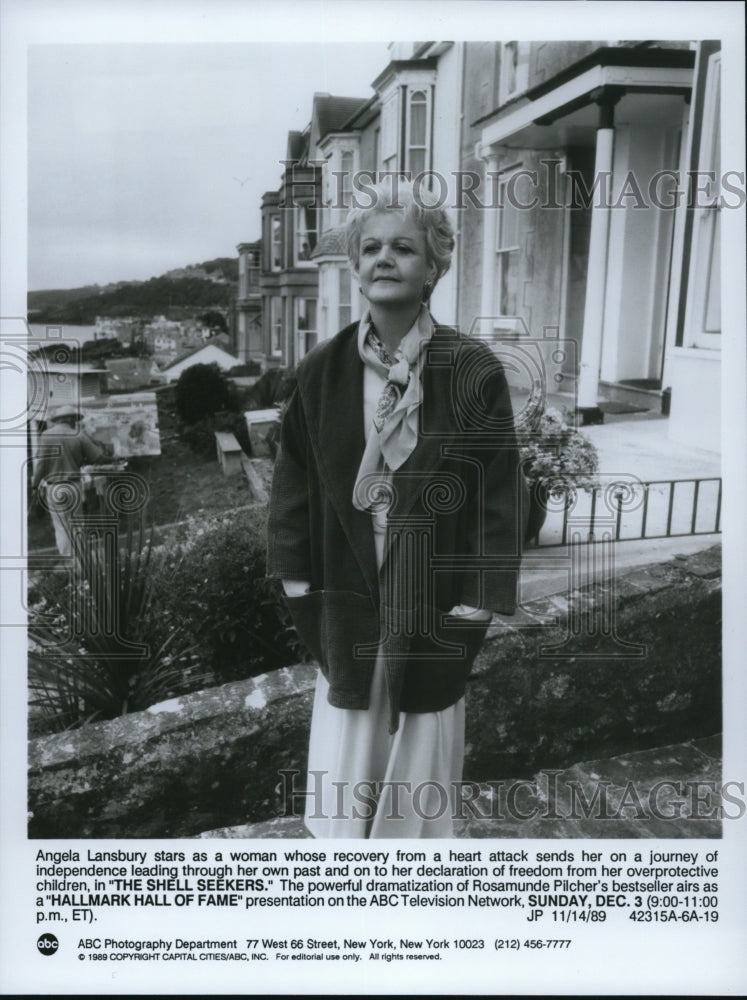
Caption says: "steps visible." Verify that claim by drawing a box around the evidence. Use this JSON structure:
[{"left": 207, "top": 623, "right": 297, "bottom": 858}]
[
  {"left": 599, "top": 379, "right": 663, "bottom": 413},
  {"left": 193, "top": 736, "right": 722, "bottom": 840}
]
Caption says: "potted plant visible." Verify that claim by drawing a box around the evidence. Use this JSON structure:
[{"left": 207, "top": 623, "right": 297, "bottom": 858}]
[{"left": 518, "top": 405, "right": 599, "bottom": 544}]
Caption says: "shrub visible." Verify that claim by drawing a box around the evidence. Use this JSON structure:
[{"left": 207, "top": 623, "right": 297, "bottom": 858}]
[
  {"left": 175, "top": 363, "right": 232, "bottom": 424},
  {"left": 244, "top": 368, "right": 296, "bottom": 410},
  {"left": 517, "top": 406, "right": 600, "bottom": 545},
  {"left": 228, "top": 361, "right": 262, "bottom": 377},
  {"left": 147, "top": 507, "right": 299, "bottom": 684},
  {"left": 519, "top": 406, "right": 599, "bottom": 493},
  {"left": 180, "top": 410, "right": 239, "bottom": 458},
  {"left": 28, "top": 523, "right": 206, "bottom": 733}
]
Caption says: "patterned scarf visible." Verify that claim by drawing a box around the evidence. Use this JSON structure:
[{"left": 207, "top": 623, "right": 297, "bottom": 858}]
[{"left": 353, "top": 306, "right": 433, "bottom": 512}]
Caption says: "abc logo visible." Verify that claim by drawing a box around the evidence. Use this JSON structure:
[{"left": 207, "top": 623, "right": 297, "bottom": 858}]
[{"left": 37, "top": 933, "right": 59, "bottom": 956}]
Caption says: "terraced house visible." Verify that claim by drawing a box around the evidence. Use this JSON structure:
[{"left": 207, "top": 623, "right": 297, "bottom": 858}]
[{"left": 250, "top": 39, "right": 725, "bottom": 451}]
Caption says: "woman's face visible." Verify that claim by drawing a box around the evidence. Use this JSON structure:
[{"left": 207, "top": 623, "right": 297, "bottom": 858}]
[{"left": 357, "top": 212, "right": 436, "bottom": 311}]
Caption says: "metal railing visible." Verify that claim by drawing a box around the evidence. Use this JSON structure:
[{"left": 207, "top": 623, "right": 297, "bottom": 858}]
[{"left": 534, "top": 477, "right": 722, "bottom": 548}]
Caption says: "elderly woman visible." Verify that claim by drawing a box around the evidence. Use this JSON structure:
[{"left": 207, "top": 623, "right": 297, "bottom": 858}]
[{"left": 267, "top": 178, "right": 525, "bottom": 838}]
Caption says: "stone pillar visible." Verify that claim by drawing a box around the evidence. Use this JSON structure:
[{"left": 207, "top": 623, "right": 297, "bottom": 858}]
[
  {"left": 576, "top": 91, "right": 621, "bottom": 424},
  {"left": 479, "top": 150, "right": 500, "bottom": 338}
]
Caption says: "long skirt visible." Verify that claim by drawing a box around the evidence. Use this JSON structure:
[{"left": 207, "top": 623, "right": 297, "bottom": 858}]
[{"left": 304, "top": 658, "right": 465, "bottom": 839}]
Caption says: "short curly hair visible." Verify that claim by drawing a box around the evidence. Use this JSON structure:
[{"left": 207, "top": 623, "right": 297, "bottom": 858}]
[{"left": 345, "top": 177, "right": 455, "bottom": 286}]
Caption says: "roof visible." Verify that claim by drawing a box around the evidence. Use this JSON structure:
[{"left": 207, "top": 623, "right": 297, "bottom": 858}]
[
  {"left": 104, "top": 358, "right": 155, "bottom": 374},
  {"left": 35, "top": 363, "right": 104, "bottom": 375},
  {"left": 162, "top": 341, "right": 238, "bottom": 371},
  {"left": 287, "top": 130, "right": 308, "bottom": 162},
  {"left": 310, "top": 226, "right": 348, "bottom": 260},
  {"left": 314, "top": 94, "right": 369, "bottom": 140},
  {"left": 340, "top": 94, "right": 379, "bottom": 131}
]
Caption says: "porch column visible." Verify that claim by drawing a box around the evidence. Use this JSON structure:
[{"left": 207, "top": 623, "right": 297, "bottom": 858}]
[
  {"left": 479, "top": 149, "right": 500, "bottom": 338},
  {"left": 577, "top": 91, "right": 621, "bottom": 423}
]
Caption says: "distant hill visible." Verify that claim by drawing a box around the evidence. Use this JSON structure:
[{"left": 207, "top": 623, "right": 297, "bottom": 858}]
[{"left": 28, "top": 258, "right": 238, "bottom": 324}]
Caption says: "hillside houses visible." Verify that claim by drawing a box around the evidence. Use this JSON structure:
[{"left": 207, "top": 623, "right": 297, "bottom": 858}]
[{"left": 240, "top": 39, "right": 725, "bottom": 454}]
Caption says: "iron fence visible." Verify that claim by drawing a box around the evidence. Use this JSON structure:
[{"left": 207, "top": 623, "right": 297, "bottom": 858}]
[{"left": 534, "top": 477, "right": 722, "bottom": 548}]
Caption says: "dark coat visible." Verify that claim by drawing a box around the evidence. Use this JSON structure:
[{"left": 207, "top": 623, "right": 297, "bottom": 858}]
[{"left": 267, "top": 320, "right": 526, "bottom": 732}]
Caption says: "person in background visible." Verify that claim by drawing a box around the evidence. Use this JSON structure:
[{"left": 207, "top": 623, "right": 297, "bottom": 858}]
[
  {"left": 31, "top": 404, "right": 113, "bottom": 557},
  {"left": 267, "top": 178, "right": 526, "bottom": 838}
]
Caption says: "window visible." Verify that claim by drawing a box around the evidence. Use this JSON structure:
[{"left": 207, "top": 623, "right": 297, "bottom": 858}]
[
  {"left": 406, "top": 89, "right": 428, "bottom": 177},
  {"left": 494, "top": 172, "right": 523, "bottom": 319},
  {"left": 270, "top": 297, "right": 283, "bottom": 356},
  {"left": 338, "top": 269, "right": 352, "bottom": 329},
  {"left": 271, "top": 216, "right": 282, "bottom": 271},
  {"left": 295, "top": 205, "right": 318, "bottom": 265},
  {"left": 685, "top": 52, "right": 721, "bottom": 349},
  {"left": 500, "top": 41, "right": 530, "bottom": 103},
  {"left": 295, "top": 298, "right": 317, "bottom": 359},
  {"left": 238, "top": 253, "right": 247, "bottom": 298},
  {"left": 246, "top": 252, "right": 259, "bottom": 293},
  {"left": 380, "top": 91, "right": 399, "bottom": 173},
  {"left": 340, "top": 151, "right": 354, "bottom": 209},
  {"left": 378, "top": 75, "right": 434, "bottom": 178}
]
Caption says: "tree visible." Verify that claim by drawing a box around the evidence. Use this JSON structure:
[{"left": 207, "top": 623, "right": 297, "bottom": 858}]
[
  {"left": 199, "top": 310, "right": 228, "bottom": 334},
  {"left": 175, "top": 363, "right": 232, "bottom": 424}
]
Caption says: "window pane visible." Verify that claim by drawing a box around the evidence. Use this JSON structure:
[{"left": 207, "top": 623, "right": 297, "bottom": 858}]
[
  {"left": 496, "top": 179, "right": 520, "bottom": 250},
  {"left": 505, "top": 42, "right": 518, "bottom": 94},
  {"left": 409, "top": 91, "right": 427, "bottom": 145},
  {"left": 271, "top": 217, "right": 281, "bottom": 270},
  {"left": 498, "top": 251, "right": 519, "bottom": 315},
  {"left": 296, "top": 298, "right": 317, "bottom": 357},
  {"left": 339, "top": 269, "right": 351, "bottom": 328},
  {"left": 271, "top": 297, "right": 282, "bottom": 355},
  {"left": 339, "top": 268, "right": 351, "bottom": 304},
  {"left": 296, "top": 206, "right": 317, "bottom": 262},
  {"left": 703, "top": 210, "right": 721, "bottom": 333},
  {"left": 381, "top": 92, "right": 398, "bottom": 162},
  {"left": 409, "top": 148, "right": 426, "bottom": 177}
]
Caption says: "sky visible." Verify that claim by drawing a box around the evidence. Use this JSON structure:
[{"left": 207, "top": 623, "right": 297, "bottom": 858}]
[{"left": 27, "top": 42, "right": 390, "bottom": 290}]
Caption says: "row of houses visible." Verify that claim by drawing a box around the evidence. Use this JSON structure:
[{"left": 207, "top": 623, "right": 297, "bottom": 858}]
[
  {"left": 30, "top": 334, "right": 241, "bottom": 418},
  {"left": 234, "top": 39, "right": 727, "bottom": 452},
  {"left": 94, "top": 314, "right": 229, "bottom": 364}
]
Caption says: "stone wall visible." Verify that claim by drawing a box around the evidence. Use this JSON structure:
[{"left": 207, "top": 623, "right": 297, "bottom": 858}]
[
  {"left": 28, "top": 547, "right": 721, "bottom": 839},
  {"left": 466, "top": 547, "right": 722, "bottom": 779}
]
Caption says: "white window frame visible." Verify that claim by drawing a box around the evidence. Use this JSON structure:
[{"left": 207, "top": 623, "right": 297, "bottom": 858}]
[
  {"left": 295, "top": 297, "right": 318, "bottom": 360},
  {"left": 339, "top": 149, "right": 355, "bottom": 209},
  {"left": 405, "top": 87, "right": 430, "bottom": 178},
  {"left": 294, "top": 205, "right": 317, "bottom": 267},
  {"left": 499, "top": 41, "right": 530, "bottom": 104},
  {"left": 493, "top": 169, "right": 524, "bottom": 330},
  {"left": 338, "top": 268, "right": 352, "bottom": 330},
  {"left": 270, "top": 296, "right": 283, "bottom": 357},
  {"left": 246, "top": 253, "right": 259, "bottom": 294},
  {"left": 270, "top": 216, "right": 282, "bottom": 272},
  {"left": 380, "top": 91, "right": 400, "bottom": 173},
  {"left": 685, "top": 52, "right": 722, "bottom": 350}
]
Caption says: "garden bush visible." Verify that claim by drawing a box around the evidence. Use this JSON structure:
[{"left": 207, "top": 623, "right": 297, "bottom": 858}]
[
  {"left": 228, "top": 361, "right": 262, "bottom": 377},
  {"left": 28, "top": 523, "right": 206, "bottom": 734},
  {"left": 174, "top": 362, "right": 232, "bottom": 424},
  {"left": 519, "top": 405, "right": 599, "bottom": 493},
  {"left": 147, "top": 507, "right": 300, "bottom": 684},
  {"left": 180, "top": 410, "right": 238, "bottom": 459}
]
